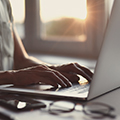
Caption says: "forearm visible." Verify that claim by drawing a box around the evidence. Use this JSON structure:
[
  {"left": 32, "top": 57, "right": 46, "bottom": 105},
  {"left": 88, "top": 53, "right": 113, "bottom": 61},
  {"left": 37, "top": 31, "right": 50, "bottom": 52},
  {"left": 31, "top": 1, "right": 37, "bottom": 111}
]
[
  {"left": 14, "top": 55, "right": 50, "bottom": 70},
  {"left": 0, "top": 71, "right": 13, "bottom": 85},
  {"left": 13, "top": 28, "right": 49, "bottom": 70}
]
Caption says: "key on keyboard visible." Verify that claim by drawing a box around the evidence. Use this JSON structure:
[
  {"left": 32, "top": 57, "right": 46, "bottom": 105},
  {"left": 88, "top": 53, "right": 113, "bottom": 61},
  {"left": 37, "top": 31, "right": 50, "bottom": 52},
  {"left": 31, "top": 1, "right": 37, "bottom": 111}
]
[{"left": 57, "top": 83, "right": 90, "bottom": 94}]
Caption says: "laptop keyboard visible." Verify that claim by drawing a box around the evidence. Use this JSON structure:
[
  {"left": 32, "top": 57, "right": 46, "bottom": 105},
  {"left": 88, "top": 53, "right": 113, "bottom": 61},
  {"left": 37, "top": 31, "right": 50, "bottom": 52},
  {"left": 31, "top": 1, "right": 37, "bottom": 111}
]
[{"left": 57, "top": 83, "right": 90, "bottom": 94}]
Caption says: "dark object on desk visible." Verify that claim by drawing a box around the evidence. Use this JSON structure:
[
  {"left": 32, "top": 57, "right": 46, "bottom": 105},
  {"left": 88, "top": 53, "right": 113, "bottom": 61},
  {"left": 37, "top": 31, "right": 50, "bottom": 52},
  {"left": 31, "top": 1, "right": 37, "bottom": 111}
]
[
  {"left": 0, "top": 96, "right": 46, "bottom": 112},
  {"left": 0, "top": 112, "right": 14, "bottom": 120}
]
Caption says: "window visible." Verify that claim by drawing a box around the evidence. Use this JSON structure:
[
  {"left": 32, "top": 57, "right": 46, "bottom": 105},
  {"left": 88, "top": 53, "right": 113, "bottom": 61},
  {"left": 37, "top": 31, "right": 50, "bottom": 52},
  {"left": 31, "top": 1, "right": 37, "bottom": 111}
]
[
  {"left": 9, "top": 0, "right": 25, "bottom": 38},
  {"left": 40, "top": 0, "right": 87, "bottom": 42},
  {"left": 14, "top": 0, "right": 109, "bottom": 59}
]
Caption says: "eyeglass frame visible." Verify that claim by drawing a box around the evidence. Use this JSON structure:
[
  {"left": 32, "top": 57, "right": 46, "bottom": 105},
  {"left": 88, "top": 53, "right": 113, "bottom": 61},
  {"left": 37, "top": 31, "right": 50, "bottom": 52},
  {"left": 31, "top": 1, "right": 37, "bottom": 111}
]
[{"left": 48, "top": 100, "right": 116, "bottom": 119}]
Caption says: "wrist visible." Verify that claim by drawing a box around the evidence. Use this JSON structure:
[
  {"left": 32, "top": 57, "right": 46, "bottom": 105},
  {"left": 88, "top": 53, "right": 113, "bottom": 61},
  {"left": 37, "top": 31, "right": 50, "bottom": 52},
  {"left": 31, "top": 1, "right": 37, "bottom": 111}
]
[
  {"left": 8, "top": 71, "right": 16, "bottom": 84},
  {"left": 0, "top": 71, "right": 15, "bottom": 85}
]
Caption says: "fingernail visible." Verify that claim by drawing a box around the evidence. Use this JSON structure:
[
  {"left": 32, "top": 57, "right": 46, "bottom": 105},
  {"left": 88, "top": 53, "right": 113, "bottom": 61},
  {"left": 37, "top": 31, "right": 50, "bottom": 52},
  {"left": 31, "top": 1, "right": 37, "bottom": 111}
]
[{"left": 68, "top": 82, "right": 72, "bottom": 87}]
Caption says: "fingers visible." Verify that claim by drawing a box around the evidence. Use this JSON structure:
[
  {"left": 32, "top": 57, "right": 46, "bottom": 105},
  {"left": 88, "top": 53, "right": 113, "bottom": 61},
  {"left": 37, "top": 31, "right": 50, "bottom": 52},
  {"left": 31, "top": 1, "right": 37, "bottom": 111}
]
[
  {"left": 53, "top": 63, "right": 93, "bottom": 83},
  {"left": 12, "top": 62, "right": 93, "bottom": 87},
  {"left": 32, "top": 65, "right": 72, "bottom": 87},
  {"left": 52, "top": 70, "right": 72, "bottom": 87},
  {"left": 13, "top": 68, "right": 72, "bottom": 87},
  {"left": 35, "top": 77, "right": 58, "bottom": 88},
  {"left": 74, "top": 63, "right": 93, "bottom": 77},
  {"left": 60, "top": 72, "right": 79, "bottom": 83},
  {"left": 70, "top": 63, "right": 92, "bottom": 82},
  {"left": 37, "top": 71, "right": 72, "bottom": 87}
]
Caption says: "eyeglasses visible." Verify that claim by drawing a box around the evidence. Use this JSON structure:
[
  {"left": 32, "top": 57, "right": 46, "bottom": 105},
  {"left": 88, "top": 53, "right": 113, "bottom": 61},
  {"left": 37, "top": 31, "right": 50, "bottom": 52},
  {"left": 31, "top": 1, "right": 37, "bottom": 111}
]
[{"left": 48, "top": 101, "right": 116, "bottom": 119}]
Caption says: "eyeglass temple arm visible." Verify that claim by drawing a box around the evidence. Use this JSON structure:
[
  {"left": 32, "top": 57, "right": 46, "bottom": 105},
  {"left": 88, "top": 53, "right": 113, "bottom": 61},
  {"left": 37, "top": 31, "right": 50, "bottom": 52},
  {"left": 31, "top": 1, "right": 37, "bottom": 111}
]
[{"left": 91, "top": 111, "right": 116, "bottom": 119}]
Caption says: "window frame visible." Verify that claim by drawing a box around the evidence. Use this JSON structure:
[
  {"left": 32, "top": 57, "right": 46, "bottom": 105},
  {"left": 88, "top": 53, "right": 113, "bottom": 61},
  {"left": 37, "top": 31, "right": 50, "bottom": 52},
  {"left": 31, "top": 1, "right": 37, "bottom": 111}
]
[{"left": 23, "top": 0, "right": 107, "bottom": 59}]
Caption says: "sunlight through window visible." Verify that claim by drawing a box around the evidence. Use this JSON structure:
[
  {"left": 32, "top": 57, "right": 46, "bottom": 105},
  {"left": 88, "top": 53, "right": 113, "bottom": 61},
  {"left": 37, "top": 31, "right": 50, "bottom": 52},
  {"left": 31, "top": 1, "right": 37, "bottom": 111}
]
[
  {"left": 40, "top": 0, "right": 87, "bottom": 41},
  {"left": 40, "top": 0, "right": 87, "bottom": 22}
]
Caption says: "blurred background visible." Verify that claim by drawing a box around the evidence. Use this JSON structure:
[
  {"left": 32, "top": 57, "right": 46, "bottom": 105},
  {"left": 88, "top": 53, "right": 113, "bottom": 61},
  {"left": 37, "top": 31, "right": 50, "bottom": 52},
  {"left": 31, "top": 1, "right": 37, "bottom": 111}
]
[{"left": 9, "top": 0, "right": 114, "bottom": 68}]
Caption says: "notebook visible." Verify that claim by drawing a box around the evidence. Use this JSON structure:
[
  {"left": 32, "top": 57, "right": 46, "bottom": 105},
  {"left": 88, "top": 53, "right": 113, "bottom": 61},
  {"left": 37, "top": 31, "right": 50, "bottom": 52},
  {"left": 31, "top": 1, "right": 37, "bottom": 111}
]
[{"left": 0, "top": 0, "right": 120, "bottom": 101}]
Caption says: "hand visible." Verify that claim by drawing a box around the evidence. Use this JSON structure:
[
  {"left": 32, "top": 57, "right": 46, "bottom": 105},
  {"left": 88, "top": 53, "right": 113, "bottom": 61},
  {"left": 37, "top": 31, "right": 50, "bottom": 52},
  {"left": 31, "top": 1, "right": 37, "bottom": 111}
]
[
  {"left": 49, "top": 63, "right": 93, "bottom": 83},
  {"left": 10, "top": 65, "right": 72, "bottom": 87}
]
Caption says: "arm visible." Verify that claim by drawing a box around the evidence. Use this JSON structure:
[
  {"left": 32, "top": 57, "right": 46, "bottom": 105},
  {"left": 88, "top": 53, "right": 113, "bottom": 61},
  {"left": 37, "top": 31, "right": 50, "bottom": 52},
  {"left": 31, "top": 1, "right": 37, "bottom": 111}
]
[
  {"left": 13, "top": 27, "right": 93, "bottom": 83},
  {"left": 0, "top": 27, "right": 93, "bottom": 87},
  {"left": 0, "top": 27, "right": 71, "bottom": 87},
  {"left": 13, "top": 27, "right": 45, "bottom": 70}
]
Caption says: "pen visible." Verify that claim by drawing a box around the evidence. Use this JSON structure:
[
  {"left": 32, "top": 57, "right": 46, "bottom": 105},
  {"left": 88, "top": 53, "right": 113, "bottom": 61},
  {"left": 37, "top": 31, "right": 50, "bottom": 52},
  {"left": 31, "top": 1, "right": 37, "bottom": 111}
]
[{"left": 0, "top": 112, "right": 14, "bottom": 120}]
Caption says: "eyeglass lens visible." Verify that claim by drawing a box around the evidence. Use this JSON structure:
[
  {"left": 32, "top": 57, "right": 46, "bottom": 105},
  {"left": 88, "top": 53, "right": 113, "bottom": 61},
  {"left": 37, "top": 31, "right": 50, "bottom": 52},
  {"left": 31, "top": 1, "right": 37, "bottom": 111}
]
[
  {"left": 83, "top": 103, "right": 116, "bottom": 119},
  {"left": 49, "top": 101, "right": 116, "bottom": 119},
  {"left": 49, "top": 101, "right": 75, "bottom": 114}
]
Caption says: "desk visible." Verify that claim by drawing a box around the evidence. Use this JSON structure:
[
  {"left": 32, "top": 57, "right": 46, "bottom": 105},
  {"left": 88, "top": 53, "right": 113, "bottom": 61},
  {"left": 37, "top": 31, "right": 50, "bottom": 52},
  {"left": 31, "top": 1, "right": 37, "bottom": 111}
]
[
  {"left": 92, "top": 88, "right": 120, "bottom": 115},
  {"left": 0, "top": 87, "right": 120, "bottom": 120},
  {"left": 0, "top": 56, "right": 118, "bottom": 119}
]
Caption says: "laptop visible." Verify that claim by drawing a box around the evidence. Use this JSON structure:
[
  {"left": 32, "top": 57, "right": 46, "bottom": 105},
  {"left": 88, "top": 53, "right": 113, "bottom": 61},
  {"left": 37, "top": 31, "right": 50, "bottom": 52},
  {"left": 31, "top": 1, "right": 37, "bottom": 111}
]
[{"left": 0, "top": 0, "right": 120, "bottom": 101}]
